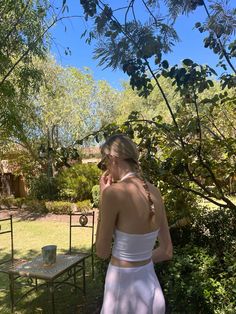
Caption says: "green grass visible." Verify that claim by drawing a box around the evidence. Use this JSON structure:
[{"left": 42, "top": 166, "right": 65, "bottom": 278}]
[
  {"left": 198, "top": 195, "right": 236, "bottom": 210},
  {"left": 0, "top": 218, "right": 103, "bottom": 314}
]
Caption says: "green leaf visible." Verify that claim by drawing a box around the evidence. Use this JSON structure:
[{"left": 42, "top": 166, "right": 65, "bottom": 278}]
[
  {"left": 207, "top": 80, "right": 214, "bottom": 87},
  {"left": 209, "top": 67, "right": 217, "bottom": 76},
  {"left": 162, "top": 60, "right": 169, "bottom": 69},
  {"left": 182, "top": 59, "right": 194, "bottom": 66}
]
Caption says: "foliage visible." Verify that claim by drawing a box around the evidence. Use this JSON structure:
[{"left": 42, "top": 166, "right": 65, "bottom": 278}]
[
  {"left": 75, "top": 0, "right": 236, "bottom": 213},
  {"left": 94, "top": 253, "right": 109, "bottom": 291},
  {"left": 36, "top": 60, "right": 98, "bottom": 145},
  {"left": 87, "top": 92, "right": 236, "bottom": 212},
  {"left": 76, "top": 200, "right": 92, "bottom": 212},
  {"left": 157, "top": 244, "right": 236, "bottom": 314},
  {"left": 0, "top": 0, "right": 51, "bottom": 147},
  {"left": 34, "top": 60, "right": 119, "bottom": 176},
  {"left": 91, "top": 185, "right": 100, "bottom": 208},
  {"left": 29, "top": 174, "right": 59, "bottom": 200},
  {"left": 115, "top": 78, "right": 177, "bottom": 125},
  {"left": 1, "top": 55, "right": 120, "bottom": 184},
  {"left": 0, "top": 197, "right": 25, "bottom": 209},
  {"left": 45, "top": 201, "right": 73, "bottom": 214},
  {"left": 0, "top": 0, "right": 50, "bottom": 93},
  {"left": 23, "top": 199, "right": 47, "bottom": 213},
  {"left": 0, "top": 196, "right": 49, "bottom": 213},
  {"left": 191, "top": 207, "right": 236, "bottom": 254},
  {"left": 155, "top": 205, "right": 236, "bottom": 313},
  {"left": 57, "top": 163, "right": 101, "bottom": 201},
  {"left": 0, "top": 1, "right": 120, "bottom": 182},
  {"left": 163, "top": 189, "right": 198, "bottom": 226}
]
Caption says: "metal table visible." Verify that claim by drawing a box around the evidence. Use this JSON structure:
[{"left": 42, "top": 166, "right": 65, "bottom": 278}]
[{"left": 8, "top": 254, "right": 86, "bottom": 313}]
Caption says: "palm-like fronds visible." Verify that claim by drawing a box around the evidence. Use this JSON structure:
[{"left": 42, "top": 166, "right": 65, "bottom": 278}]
[{"left": 164, "top": 0, "right": 204, "bottom": 20}]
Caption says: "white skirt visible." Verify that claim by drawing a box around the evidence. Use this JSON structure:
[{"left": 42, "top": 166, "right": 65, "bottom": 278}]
[{"left": 100, "top": 261, "right": 165, "bottom": 314}]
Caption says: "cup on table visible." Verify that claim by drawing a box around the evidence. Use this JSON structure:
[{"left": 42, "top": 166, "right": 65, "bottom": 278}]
[{"left": 41, "top": 245, "right": 57, "bottom": 265}]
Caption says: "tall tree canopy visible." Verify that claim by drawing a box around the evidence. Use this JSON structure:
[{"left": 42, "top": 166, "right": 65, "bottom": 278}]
[
  {"left": 0, "top": 54, "right": 120, "bottom": 177},
  {"left": 73, "top": 0, "right": 236, "bottom": 211}
]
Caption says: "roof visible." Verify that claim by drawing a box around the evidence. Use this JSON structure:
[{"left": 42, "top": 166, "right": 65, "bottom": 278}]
[{"left": 81, "top": 146, "right": 101, "bottom": 158}]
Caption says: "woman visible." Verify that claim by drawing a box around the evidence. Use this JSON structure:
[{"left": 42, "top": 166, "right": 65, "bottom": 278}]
[{"left": 96, "top": 134, "right": 173, "bottom": 314}]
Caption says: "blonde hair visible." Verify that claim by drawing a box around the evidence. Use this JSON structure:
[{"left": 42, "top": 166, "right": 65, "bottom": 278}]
[
  {"left": 101, "top": 134, "right": 155, "bottom": 217},
  {"left": 100, "top": 134, "right": 139, "bottom": 166}
]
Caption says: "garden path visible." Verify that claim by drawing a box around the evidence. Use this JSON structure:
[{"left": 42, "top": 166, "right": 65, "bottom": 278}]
[{"left": 0, "top": 208, "right": 99, "bottom": 223}]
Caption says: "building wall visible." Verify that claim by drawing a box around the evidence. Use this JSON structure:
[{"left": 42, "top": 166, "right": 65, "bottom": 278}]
[{"left": 0, "top": 173, "right": 27, "bottom": 197}]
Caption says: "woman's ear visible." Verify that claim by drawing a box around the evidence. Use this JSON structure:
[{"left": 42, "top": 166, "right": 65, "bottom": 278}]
[{"left": 113, "top": 156, "right": 119, "bottom": 165}]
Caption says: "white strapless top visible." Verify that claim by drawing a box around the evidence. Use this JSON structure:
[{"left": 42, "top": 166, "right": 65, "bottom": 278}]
[{"left": 112, "top": 228, "right": 159, "bottom": 262}]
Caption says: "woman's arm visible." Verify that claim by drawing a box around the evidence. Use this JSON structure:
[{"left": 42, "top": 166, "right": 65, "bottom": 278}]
[
  {"left": 152, "top": 196, "right": 173, "bottom": 263},
  {"left": 96, "top": 186, "right": 118, "bottom": 260}
]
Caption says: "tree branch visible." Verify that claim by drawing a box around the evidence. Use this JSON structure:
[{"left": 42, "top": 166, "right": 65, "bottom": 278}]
[
  {"left": 3, "top": 0, "right": 31, "bottom": 46},
  {"left": 0, "top": 15, "right": 84, "bottom": 87},
  {"left": 173, "top": 183, "right": 228, "bottom": 209},
  {"left": 145, "top": 60, "right": 186, "bottom": 148},
  {"left": 202, "top": 0, "right": 236, "bottom": 74},
  {"left": 141, "top": 0, "right": 160, "bottom": 27},
  {"left": 125, "top": 0, "right": 135, "bottom": 31},
  {"left": 97, "top": 0, "right": 185, "bottom": 149}
]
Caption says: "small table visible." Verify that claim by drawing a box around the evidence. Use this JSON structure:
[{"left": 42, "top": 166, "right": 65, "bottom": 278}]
[{"left": 8, "top": 254, "right": 86, "bottom": 313}]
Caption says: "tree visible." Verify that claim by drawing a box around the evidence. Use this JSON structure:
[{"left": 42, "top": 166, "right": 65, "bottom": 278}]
[
  {"left": 74, "top": 0, "right": 236, "bottom": 212},
  {"left": 0, "top": 0, "right": 83, "bottom": 148},
  {"left": 0, "top": 1, "right": 50, "bottom": 135},
  {"left": 34, "top": 58, "right": 119, "bottom": 176},
  {"left": 115, "top": 77, "right": 179, "bottom": 125},
  {"left": 1, "top": 54, "right": 121, "bottom": 179}
]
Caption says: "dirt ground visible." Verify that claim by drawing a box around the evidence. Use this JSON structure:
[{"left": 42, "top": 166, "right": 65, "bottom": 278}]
[{"left": 0, "top": 208, "right": 99, "bottom": 223}]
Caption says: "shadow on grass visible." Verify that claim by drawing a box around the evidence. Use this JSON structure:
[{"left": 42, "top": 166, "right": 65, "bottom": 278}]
[
  {"left": 0, "top": 250, "right": 104, "bottom": 314},
  {"left": 14, "top": 211, "right": 49, "bottom": 222},
  {"left": 0, "top": 209, "right": 49, "bottom": 222}
]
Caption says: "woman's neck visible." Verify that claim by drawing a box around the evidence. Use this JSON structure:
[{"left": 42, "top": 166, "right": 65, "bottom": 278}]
[{"left": 119, "top": 171, "right": 136, "bottom": 182}]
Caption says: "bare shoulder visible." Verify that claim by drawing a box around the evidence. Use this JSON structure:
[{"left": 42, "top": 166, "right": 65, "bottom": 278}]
[
  {"left": 102, "top": 183, "right": 126, "bottom": 201},
  {"left": 102, "top": 184, "right": 116, "bottom": 198}
]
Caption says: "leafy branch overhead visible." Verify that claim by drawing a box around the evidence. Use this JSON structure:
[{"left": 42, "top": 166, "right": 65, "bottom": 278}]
[
  {"left": 77, "top": 0, "right": 236, "bottom": 212},
  {"left": 1, "top": 0, "right": 236, "bottom": 212},
  {"left": 79, "top": 0, "right": 235, "bottom": 95}
]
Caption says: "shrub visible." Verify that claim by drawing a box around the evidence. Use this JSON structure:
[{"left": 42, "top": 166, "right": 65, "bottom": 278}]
[
  {"left": 163, "top": 189, "right": 198, "bottom": 225},
  {"left": 45, "top": 201, "right": 73, "bottom": 214},
  {"left": 91, "top": 185, "right": 100, "bottom": 207},
  {"left": 29, "top": 175, "right": 59, "bottom": 200},
  {"left": 12, "top": 197, "right": 26, "bottom": 208},
  {"left": 157, "top": 244, "right": 236, "bottom": 314},
  {"left": 156, "top": 205, "right": 236, "bottom": 314},
  {"left": 23, "top": 199, "right": 47, "bottom": 213},
  {"left": 76, "top": 200, "right": 92, "bottom": 212},
  {"left": 0, "top": 197, "right": 25, "bottom": 208},
  {"left": 57, "top": 163, "right": 101, "bottom": 201},
  {"left": 191, "top": 207, "right": 236, "bottom": 254}
]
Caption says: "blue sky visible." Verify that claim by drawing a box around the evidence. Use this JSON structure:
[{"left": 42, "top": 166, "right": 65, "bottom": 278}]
[{"left": 50, "top": 1, "right": 220, "bottom": 89}]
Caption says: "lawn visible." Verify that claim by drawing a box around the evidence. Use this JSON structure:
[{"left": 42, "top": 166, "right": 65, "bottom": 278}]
[
  {"left": 198, "top": 195, "right": 236, "bottom": 209},
  {"left": 0, "top": 217, "right": 103, "bottom": 314}
]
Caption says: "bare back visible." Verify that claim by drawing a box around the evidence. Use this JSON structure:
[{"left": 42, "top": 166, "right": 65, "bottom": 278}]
[{"left": 111, "top": 177, "right": 163, "bottom": 234}]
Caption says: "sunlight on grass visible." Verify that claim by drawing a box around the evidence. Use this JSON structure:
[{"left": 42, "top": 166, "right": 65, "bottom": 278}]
[
  {"left": 0, "top": 218, "right": 102, "bottom": 314},
  {"left": 14, "top": 220, "right": 92, "bottom": 256},
  {"left": 198, "top": 196, "right": 236, "bottom": 210}
]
